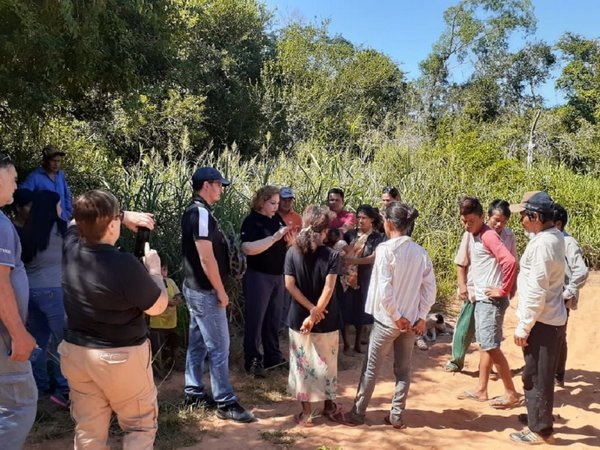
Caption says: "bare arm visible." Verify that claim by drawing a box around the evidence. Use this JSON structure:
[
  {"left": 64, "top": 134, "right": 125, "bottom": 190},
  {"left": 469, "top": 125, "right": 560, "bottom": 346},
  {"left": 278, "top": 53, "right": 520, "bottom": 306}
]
[
  {"left": 0, "top": 266, "right": 36, "bottom": 361},
  {"left": 457, "top": 265, "right": 469, "bottom": 300},
  {"left": 344, "top": 253, "right": 376, "bottom": 266},
  {"left": 142, "top": 242, "right": 168, "bottom": 316},
  {"left": 196, "top": 240, "right": 228, "bottom": 307}
]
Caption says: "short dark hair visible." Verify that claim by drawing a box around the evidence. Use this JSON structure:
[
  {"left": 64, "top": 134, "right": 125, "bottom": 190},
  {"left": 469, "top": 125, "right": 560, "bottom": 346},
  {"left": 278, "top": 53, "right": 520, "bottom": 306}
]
[
  {"left": 327, "top": 188, "right": 344, "bottom": 200},
  {"left": 0, "top": 151, "right": 14, "bottom": 169},
  {"left": 356, "top": 204, "right": 382, "bottom": 230},
  {"left": 382, "top": 186, "right": 400, "bottom": 199},
  {"left": 384, "top": 201, "right": 419, "bottom": 233},
  {"left": 488, "top": 199, "right": 511, "bottom": 219},
  {"left": 459, "top": 196, "right": 483, "bottom": 216},
  {"left": 73, "top": 190, "right": 120, "bottom": 244},
  {"left": 553, "top": 204, "right": 568, "bottom": 226}
]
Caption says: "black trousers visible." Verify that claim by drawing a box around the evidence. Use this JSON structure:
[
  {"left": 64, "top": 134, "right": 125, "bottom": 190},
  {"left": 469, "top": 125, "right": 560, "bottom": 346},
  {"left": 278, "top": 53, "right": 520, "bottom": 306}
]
[
  {"left": 555, "top": 308, "right": 570, "bottom": 381},
  {"left": 243, "top": 269, "right": 284, "bottom": 369},
  {"left": 522, "top": 321, "right": 566, "bottom": 437}
]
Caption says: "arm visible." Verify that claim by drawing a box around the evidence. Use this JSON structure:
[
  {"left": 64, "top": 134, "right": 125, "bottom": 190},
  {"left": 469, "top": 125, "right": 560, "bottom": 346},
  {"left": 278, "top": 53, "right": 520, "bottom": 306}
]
[
  {"left": 0, "top": 267, "right": 37, "bottom": 361},
  {"left": 376, "top": 246, "right": 400, "bottom": 322},
  {"left": 241, "top": 226, "right": 289, "bottom": 256},
  {"left": 563, "top": 238, "right": 589, "bottom": 300},
  {"left": 345, "top": 253, "right": 376, "bottom": 266},
  {"left": 418, "top": 256, "right": 437, "bottom": 321},
  {"left": 142, "top": 242, "right": 168, "bottom": 316},
  {"left": 285, "top": 275, "right": 326, "bottom": 322},
  {"left": 514, "top": 245, "right": 553, "bottom": 338},
  {"left": 455, "top": 232, "right": 470, "bottom": 300},
  {"left": 338, "top": 212, "right": 356, "bottom": 234},
  {"left": 482, "top": 230, "right": 517, "bottom": 298},
  {"left": 196, "top": 240, "right": 228, "bottom": 307},
  {"left": 63, "top": 174, "right": 73, "bottom": 219}
]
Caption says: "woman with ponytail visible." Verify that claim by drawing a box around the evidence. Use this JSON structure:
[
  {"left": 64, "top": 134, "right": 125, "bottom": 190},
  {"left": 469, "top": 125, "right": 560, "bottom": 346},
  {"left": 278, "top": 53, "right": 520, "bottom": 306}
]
[
  {"left": 284, "top": 206, "right": 343, "bottom": 427},
  {"left": 346, "top": 201, "right": 437, "bottom": 429}
]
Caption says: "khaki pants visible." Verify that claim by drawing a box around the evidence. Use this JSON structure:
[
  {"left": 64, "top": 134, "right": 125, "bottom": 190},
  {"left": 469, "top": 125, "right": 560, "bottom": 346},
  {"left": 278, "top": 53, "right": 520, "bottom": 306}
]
[{"left": 59, "top": 340, "right": 158, "bottom": 450}]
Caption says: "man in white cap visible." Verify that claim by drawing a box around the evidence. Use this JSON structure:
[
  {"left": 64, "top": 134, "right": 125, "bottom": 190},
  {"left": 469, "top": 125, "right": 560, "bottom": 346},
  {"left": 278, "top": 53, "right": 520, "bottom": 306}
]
[{"left": 508, "top": 191, "right": 566, "bottom": 445}]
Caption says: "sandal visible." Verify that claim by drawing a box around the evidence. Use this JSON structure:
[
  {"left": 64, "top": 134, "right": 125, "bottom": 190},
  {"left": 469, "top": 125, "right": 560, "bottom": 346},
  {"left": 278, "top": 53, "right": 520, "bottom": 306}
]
[
  {"left": 457, "top": 390, "right": 487, "bottom": 402},
  {"left": 490, "top": 395, "right": 524, "bottom": 410},
  {"left": 294, "top": 412, "right": 315, "bottom": 428},
  {"left": 322, "top": 402, "right": 347, "bottom": 424}
]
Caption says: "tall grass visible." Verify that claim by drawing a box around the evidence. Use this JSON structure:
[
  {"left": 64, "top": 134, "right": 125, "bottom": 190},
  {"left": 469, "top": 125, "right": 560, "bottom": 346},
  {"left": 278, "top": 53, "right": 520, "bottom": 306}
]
[{"left": 104, "top": 134, "right": 600, "bottom": 333}]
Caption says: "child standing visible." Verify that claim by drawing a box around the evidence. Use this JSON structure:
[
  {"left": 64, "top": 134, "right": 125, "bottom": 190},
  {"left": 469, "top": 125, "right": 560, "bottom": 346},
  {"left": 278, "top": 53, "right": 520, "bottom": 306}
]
[{"left": 149, "top": 263, "right": 183, "bottom": 375}]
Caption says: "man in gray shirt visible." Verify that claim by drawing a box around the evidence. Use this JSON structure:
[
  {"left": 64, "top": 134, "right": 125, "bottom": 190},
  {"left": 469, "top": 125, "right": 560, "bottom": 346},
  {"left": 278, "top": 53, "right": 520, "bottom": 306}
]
[
  {"left": 0, "top": 152, "right": 38, "bottom": 448},
  {"left": 509, "top": 191, "right": 566, "bottom": 445},
  {"left": 552, "top": 204, "right": 588, "bottom": 387}
]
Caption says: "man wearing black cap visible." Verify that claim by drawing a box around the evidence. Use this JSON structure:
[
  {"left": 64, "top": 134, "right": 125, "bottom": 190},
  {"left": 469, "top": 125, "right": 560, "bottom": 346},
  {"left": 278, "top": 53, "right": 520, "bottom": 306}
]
[
  {"left": 20, "top": 145, "right": 72, "bottom": 221},
  {"left": 508, "top": 191, "right": 566, "bottom": 445},
  {"left": 181, "top": 167, "right": 254, "bottom": 423}
]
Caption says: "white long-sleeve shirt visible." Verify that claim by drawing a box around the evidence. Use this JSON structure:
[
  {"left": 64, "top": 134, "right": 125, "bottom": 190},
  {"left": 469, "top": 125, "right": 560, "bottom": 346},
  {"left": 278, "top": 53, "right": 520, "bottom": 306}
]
[
  {"left": 515, "top": 226, "right": 567, "bottom": 338},
  {"left": 365, "top": 236, "right": 437, "bottom": 328},
  {"left": 562, "top": 231, "right": 588, "bottom": 310}
]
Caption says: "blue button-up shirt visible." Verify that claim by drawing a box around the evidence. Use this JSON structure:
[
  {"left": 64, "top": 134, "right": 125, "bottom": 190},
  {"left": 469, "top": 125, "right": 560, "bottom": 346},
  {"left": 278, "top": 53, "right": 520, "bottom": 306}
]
[{"left": 20, "top": 167, "right": 73, "bottom": 221}]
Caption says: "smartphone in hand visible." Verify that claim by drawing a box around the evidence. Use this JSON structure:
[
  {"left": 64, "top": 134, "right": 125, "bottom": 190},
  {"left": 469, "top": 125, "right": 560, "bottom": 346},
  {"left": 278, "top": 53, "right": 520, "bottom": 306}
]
[{"left": 134, "top": 227, "right": 151, "bottom": 258}]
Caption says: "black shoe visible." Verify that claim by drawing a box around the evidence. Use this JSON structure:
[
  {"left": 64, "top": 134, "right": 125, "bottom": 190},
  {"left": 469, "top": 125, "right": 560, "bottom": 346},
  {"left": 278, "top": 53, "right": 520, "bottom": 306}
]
[
  {"left": 216, "top": 402, "right": 255, "bottom": 423},
  {"left": 183, "top": 393, "right": 217, "bottom": 410},
  {"left": 246, "top": 358, "right": 266, "bottom": 378}
]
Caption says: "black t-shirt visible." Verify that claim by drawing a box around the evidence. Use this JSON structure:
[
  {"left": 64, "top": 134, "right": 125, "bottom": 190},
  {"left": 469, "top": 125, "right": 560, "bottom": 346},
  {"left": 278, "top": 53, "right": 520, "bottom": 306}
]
[
  {"left": 63, "top": 226, "right": 161, "bottom": 348},
  {"left": 284, "top": 245, "right": 342, "bottom": 333},
  {"left": 181, "top": 196, "right": 230, "bottom": 290},
  {"left": 240, "top": 211, "right": 287, "bottom": 275}
]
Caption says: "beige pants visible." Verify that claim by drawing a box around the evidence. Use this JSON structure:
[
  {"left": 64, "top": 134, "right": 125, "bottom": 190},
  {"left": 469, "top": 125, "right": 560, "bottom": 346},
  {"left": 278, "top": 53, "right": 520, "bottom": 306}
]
[{"left": 58, "top": 340, "right": 158, "bottom": 450}]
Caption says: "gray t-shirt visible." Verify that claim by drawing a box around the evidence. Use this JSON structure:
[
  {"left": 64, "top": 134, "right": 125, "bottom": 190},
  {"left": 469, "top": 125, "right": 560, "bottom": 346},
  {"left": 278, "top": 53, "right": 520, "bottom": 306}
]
[
  {"left": 0, "top": 211, "right": 29, "bottom": 336},
  {"left": 25, "top": 223, "right": 63, "bottom": 289}
]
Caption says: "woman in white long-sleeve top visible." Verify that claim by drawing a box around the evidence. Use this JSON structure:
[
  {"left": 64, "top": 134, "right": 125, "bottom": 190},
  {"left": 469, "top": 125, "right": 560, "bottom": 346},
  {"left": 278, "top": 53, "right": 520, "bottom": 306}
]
[{"left": 345, "top": 201, "right": 437, "bottom": 429}]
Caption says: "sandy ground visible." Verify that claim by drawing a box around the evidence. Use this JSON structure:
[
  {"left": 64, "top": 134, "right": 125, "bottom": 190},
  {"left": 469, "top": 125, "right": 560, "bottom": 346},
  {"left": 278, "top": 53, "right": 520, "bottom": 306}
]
[{"left": 26, "top": 273, "right": 600, "bottom": 449}]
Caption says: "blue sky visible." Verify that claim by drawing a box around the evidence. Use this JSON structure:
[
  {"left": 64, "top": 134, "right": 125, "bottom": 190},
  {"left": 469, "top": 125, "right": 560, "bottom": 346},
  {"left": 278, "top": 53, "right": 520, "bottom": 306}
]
[{"left": 262, "top": 1, "right": 600, "bottom": 106}]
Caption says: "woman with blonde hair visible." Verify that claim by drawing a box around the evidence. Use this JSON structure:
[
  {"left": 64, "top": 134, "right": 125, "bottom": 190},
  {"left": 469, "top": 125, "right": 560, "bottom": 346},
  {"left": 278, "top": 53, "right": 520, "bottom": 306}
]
[
  {"left": 285, "top": 206, "right": 343, "bottom": 427},
  {"left": 241, "top": 185, "right": 290, "bottom": 377}
]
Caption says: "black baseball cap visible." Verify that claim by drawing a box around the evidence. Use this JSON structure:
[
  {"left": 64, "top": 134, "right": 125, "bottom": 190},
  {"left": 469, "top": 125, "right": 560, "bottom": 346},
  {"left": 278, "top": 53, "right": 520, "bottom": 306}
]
[{"left": 192, "top": 167, "right": 231, "bottom": 190}]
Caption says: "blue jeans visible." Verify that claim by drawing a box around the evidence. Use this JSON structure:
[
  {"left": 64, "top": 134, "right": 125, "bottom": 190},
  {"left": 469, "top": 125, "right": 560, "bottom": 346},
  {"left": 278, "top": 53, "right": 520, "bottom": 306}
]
[
  {"left": 26, "top": 287, "right": 69, "bottom": 395},
  {"left": 183, "top": 285, "right": 237, "bottom": 405},
  {"left": 352, "top": 320, "right": 415, "bottom": 425},
  {"left": 474, "top": 297, "right": 509, "bottom": 351},
  {"left": 0, "top": 332, "right": 38, "bottom": 449}
]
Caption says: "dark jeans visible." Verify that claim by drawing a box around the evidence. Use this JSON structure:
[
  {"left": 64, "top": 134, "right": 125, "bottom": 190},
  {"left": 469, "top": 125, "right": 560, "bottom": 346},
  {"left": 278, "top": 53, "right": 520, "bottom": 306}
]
[
  {"left": 149, "top": 328, "right": 180, "bottom": 371},
  {"left": 522, "top": 321, "right": 566, "bottom": 437},
  {"left": 243, "top": 269, "right": 284, "bottom": 369},
  {"left": 555, "top": 308, "right": 570, "bottom": 381},
  {"left": 26, "top": 287, "right": 69, "bottom": 395}
]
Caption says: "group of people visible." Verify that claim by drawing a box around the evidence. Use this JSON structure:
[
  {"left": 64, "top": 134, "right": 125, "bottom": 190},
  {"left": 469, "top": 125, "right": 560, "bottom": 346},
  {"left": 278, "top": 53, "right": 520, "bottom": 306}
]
[
  {"left": 0, "top": 149, "right": 589, "bottom": 448},
  {"left": 447, "top": 193, "right": 588, "bottom": 444}
]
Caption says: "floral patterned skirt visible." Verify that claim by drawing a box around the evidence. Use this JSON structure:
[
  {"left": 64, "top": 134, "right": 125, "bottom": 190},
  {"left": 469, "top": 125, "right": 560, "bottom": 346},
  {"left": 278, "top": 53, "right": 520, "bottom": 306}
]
[{"left": 288, "top": 329, "right": 339, "bottom": 402}]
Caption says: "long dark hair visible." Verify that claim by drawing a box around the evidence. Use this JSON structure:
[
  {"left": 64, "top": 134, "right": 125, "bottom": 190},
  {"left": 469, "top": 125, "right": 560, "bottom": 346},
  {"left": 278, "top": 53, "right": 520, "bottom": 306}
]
[
  {"left": 356, "top": 204, "right": 382, "bottom": 231},
  {"left": 295, "top": 206, "right": 333, "bottom": 254},
  {"left": 20, "top": 190, "right": 66, "bottom": 263},
  {"left": 384, "top": 201, "right": 419, "bottom": 234}
]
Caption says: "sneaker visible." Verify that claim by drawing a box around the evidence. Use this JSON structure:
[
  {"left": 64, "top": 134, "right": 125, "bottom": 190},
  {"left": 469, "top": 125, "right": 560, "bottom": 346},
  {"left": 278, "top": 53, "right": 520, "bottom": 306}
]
[
  {"left": 246, "top": 358, "right": 266, "bottom": 378},
  {"left": 510, "top": 429, "right": 555, "bottom": 445},
  {"left": 216, "top": 402, "right": 255, "bottom": 423},
  {"left": 415, "top": 337, "right": 429, "bottom": 351},
  {"left": 49, "top": 392, "right": 70, "bottom": 408},
  {"left": 183, "top": 393, "right": 217, "bottom": 410}
]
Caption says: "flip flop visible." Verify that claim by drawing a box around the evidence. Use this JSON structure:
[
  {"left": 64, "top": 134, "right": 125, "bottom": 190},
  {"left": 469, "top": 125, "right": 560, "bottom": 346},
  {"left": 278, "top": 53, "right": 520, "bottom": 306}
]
[
  {"left": 457, "top": 390, "right": 487, "bottom": 402},
  {"left": 490, "top": 396, "right": 524, "bottom": 410},
  {"left": 322, "top": 402, "right": 347, "bottom": 424},
  {"left": 294, "top": 412, "right": 315, "bottom": 427}
]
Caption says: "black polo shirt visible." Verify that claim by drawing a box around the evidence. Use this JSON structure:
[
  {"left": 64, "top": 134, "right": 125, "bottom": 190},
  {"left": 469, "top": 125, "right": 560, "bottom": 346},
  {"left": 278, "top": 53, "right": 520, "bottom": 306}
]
[
  {"left": 240, "top": 211, "right": 287, "bottom": 275},
  {"left": 181, "top": 196, "right": 229, "bottom": 290},
  {"left": 63, "top": 226, "right": 161, "bottom": 348}
]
